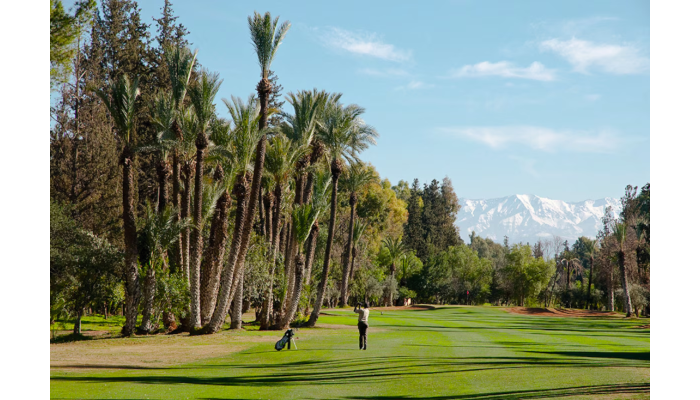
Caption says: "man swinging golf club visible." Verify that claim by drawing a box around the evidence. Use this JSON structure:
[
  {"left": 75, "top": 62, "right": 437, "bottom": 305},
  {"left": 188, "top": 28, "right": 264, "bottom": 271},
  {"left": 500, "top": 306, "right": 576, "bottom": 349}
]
[{"left": 354, "top": 302, "right": 370, "bottom": 350}]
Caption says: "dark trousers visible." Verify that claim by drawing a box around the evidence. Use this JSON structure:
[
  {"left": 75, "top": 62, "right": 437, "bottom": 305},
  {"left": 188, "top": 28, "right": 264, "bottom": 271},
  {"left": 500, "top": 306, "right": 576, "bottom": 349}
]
[{"left": 358, "top": 321, "right": 368, "bottom": 349}]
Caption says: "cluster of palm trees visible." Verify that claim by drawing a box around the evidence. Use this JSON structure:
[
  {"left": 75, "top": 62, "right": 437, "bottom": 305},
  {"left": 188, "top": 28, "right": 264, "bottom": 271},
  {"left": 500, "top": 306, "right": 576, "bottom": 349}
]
[
  {"left": 542, "top": 211, "right": 648, "bottom": 317},
  {"left": 94, "top": 12, "right": 380, "bottom": 336}
]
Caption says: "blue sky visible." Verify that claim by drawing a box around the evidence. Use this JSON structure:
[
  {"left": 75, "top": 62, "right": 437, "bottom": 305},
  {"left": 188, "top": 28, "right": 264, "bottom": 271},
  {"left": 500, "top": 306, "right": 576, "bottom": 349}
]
[{"left": 135, "top": 0, "right": 649, "bottom": 202}]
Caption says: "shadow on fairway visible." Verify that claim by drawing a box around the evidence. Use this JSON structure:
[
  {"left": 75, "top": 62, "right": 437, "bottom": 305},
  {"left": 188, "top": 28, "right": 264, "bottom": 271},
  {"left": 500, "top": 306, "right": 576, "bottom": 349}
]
[
  {"left": 50, "top": 353, "right": 644, "bottom": 386},
  {"left": 340, "top": 383, "right": 650, "bottom": 399},
  {"left": 531, "top": 350, "right": 650, "bottom": 361}
]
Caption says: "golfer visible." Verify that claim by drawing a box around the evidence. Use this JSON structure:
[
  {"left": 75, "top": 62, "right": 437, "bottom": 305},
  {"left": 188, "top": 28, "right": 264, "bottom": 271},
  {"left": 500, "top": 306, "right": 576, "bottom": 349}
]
[{"left": 354, "top": 302, "right": 370, "bottom": 350}]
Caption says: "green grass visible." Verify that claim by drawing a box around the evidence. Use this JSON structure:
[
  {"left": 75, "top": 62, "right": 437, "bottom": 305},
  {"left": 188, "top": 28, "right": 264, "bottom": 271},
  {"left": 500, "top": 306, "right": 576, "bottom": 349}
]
[{"left": 50, "top": 306, "right": 650, "bottom": 399}]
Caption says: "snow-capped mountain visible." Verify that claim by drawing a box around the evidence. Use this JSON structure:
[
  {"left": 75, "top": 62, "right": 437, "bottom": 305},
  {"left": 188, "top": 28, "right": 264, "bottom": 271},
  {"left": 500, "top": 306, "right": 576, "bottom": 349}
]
[{"left": 456, "top": 194, "right": 622, "bottom": 245}]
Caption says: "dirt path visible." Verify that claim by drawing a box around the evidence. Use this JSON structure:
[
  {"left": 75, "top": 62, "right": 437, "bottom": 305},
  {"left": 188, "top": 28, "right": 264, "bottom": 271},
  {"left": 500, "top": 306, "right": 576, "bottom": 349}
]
[{"left": 505, "top": 307, "right": 624, "bottom": 318}]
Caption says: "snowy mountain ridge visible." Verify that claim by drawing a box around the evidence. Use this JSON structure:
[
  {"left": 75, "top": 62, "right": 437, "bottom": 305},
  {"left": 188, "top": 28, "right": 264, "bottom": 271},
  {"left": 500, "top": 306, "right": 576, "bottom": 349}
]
[{"left": 456, "top": 194, "right": 622, "bottom": 245}]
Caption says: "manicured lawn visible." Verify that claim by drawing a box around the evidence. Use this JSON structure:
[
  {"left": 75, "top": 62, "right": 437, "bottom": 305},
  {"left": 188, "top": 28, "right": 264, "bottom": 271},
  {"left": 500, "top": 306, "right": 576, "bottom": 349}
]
[{"left": 50, "top": 306, "right": 650, "bottom": 399}]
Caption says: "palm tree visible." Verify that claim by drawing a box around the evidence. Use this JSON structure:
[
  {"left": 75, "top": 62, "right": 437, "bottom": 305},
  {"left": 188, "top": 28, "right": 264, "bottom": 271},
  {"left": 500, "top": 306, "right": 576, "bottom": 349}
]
[
  {"left": 275, "top": 91, "right": 331, "bottom": 327},
  {"left": 198, "top": 119, "right": 236, "bottom": 325},
  {"left": 277, "top": 169, "right": 332, "bottom": 328},
  {"left": 187, "top": 69, "right": 223, "bottom": 329},
  {"left": 382, "top": 237, "right": 405, "bottom": 306},
  {"left": 236, "top": 11, "right": 291, "bottom": 312},
  {"left": 259, "top": 134, "right": 304, "bottom": 329},
  {"left": 612, "top": 222, "right": 633, "bottom": 317},
  {"left": 178, "top": 107, "right": 199, "bottom": 285},
  {"left": 92, "top": 74, "right": 141, "bottom": 336},
  {"left": 164, "top": 45, "right": 198, "bottom": 272},
  {"left": 305, "top": 169, "right": 332, "bottom": 286},
  {"left": 149, "top": 92, "right": 175, "bottom": 214},
  {"left": 279, "top": 202, "right": 322, "bottom": 329},
  {"left": 137, "top": 204, "right": 189, "bottom": 333},
  {"left": 306, "top": 102, "right": 378, "bottom": 327},
  {"left": 584, "top": 239, "right": 598, "bottom": 310},
  {"left": 204, "top": 12, "right": 290, "bottom": 334},
  {"left": 339, "top": 162, "right": 377, "bottom": 306},
  {"left": 202, "top": 95, "right": 263, "bottom": 334},
  {"left": 632, "top": 215, "right": 649, "bottom": 284},
  {"left": 560, "top": 251, "right": 580, "bottom": 308},
  {"left": 347, "top": 219, "right": 367, "bottom": 284},
  {"left": 300, "top": 90, "right": 342, "bottom": 204},
  {"left": 398, "top": 252, "right": 420, "bottom": 287}
]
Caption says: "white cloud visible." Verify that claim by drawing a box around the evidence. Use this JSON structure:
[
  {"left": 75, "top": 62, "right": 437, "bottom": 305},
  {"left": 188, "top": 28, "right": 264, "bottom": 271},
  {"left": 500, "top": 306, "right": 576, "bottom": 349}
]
[
  {"left": 450, "top": 61, "right": 556, "bottom": 81},
  {"left": 442, "top": 126, "right": 621, "bottom": 153},
  {"left": 407, "top": 80, "right": 434, "bottom": 89},
  {"left": 540, "top": 38, "right": 649, "bottom": 74},
  {"left": 394, "top": 80, "right": 435, "bottom": 91},
  {"left": 323, "top": 28, "right": 411, "bottom": 62},
  {"left": 585, "top": 94, "right": 601, "bottom": 101}
]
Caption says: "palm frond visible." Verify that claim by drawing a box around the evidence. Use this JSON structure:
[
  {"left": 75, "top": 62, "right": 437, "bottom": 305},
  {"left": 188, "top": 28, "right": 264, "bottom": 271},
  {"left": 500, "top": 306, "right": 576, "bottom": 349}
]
[
  {"left": 91, "top": 74, "right": 140, "bottom": 143},
  {"left": 189, "top": 69, "right": 223, "bottom": 135},
  {"left": 221, "top": 94, "right": 264, "bottom": 180},
  {"left": 292, "top": 203, "right": 320, "bottom": 245},
  {"left": 612, "top": 222, "right": 627, "bottom": 250},
  {"left": 164, "top": 45, "right": 198, "bottom": 109},
  {"left": 248, "top": 12, "right": 291, "bottom": 78},
  {"left": 352, "top": 219, "right": 367, "bottom": 246},
  {"left": 382, "top": 236, "right": 405, "bottom": 264},
  {"left": 341, "top": 161, "right": 378, "bottom": 193}
]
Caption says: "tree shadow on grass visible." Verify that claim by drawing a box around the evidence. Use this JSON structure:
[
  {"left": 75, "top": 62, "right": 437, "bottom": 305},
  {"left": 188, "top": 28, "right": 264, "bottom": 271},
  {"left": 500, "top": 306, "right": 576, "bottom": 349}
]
[
  {"left": 530, "top": 350, "right": 650, "bottom": 361},
  {"left": 340, "top": 383, "right": 650, "bottom": 400},
  {"left": 50, "top": 354, "right": 639, "bottom": 387},
  {"left": 378, "top": 323, "right": 650, "bottom": 339}
]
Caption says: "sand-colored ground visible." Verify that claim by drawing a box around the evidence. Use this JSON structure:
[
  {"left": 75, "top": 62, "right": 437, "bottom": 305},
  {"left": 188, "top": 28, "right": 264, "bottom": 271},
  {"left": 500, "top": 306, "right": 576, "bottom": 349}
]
[
  {"left": 506, "top": 307, "right": 624, "bottom": 318},
  {"left": 50, "top": 332, "right": 256, "bottom": 371}
]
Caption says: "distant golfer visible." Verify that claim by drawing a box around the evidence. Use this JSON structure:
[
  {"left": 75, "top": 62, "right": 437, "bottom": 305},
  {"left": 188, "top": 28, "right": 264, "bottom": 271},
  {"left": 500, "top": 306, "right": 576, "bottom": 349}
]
[{"left": 354, "top": 302, "right": 370, "bottom": 350}]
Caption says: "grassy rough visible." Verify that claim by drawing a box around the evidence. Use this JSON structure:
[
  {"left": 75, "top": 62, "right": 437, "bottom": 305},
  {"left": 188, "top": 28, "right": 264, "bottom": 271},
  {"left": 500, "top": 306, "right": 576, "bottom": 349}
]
[{"left": 50, "top": 306, "right": 650, "bottom": 399}]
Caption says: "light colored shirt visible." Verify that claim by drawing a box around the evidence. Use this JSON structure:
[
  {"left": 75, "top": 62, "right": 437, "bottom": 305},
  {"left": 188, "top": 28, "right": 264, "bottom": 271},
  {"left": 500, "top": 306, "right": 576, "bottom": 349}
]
[{"left": 355, "top": 308, "right": 369, "bottom": 324}]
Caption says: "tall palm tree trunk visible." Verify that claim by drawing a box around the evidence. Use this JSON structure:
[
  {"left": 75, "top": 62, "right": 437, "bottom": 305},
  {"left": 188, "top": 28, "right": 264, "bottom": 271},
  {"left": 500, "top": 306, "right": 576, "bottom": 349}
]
[
  {"left": 277, "top": 175, "right": 305, "bottom": 326},
  {"left": 181, "top": 161, "right": 192, "bottom": 284},
  {"left": 348, "top": 246, "right": 357, "bottom": 283},
  {"left": 281, "top": 254, "right": 305, "bottom": 329},
  {"left": 618, "top": 251, "right": 633, "bottom": 317},
  {"left": 172, "top": 148, "right": 183, "bottom": 271},
  {"left": 340, "top": 194, "right": 357, "bottom": 306},
  {"left": 585, "top": 256, "right": 594, "bottom": 309},
  {"left": 304, "top": 222, "right": 319, "bottom": 285},
  {"left": 260, "top": 184, "right": 283, "bottom": 330},
  {"left": 120, "top": 148, "right": 140, "bottom": 337},
  {"left": 307, "top": 163, "right": 340, "bottom": 327},
  {"left": 139, "top": 265, "right": 157, "bottom": 333},
  {"left": 231, "top": 272, "right": 245, "bottom": 329},
  {"left": 142, "top": 159, "right": 170, "bottom": 333},
  {"left": 201, "top": 172, "right": 250, "bottom": 334},
  {"left": 264, "top": 192, "right": 273, "bottom": 244},
  {"left": 257, "top": 185, "right": 266, "bottom": 237},
  {"left": 189, "top": 136, "right": 207, "bottom": 329},
  {"left": 607, "top": 269, "right": 615, "bottom": 311},
  {"left": 156, "top": 159, "right": 170, "bottom": 213},
  {"left": 389, "top": 265, "right": 396, "bottom": 306},
  {"left": 200, "top": 191, "right": 232, "bottom": 324}
]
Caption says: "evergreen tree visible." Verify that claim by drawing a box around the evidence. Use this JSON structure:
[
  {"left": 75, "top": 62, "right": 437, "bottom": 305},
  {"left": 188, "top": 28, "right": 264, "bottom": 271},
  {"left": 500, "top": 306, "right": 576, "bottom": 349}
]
[
  {"left": 267, "top": 70, "right": 285, "bottom": 127},
  {"left": 403, "top": 179, "right": 425, "bottom": 259}
]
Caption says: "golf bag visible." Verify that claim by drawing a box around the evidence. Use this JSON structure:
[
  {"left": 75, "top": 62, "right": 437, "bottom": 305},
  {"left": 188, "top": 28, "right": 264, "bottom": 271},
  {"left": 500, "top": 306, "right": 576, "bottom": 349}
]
[{"left": 275, "top": 328, "right": 295, "bottom": 351}]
